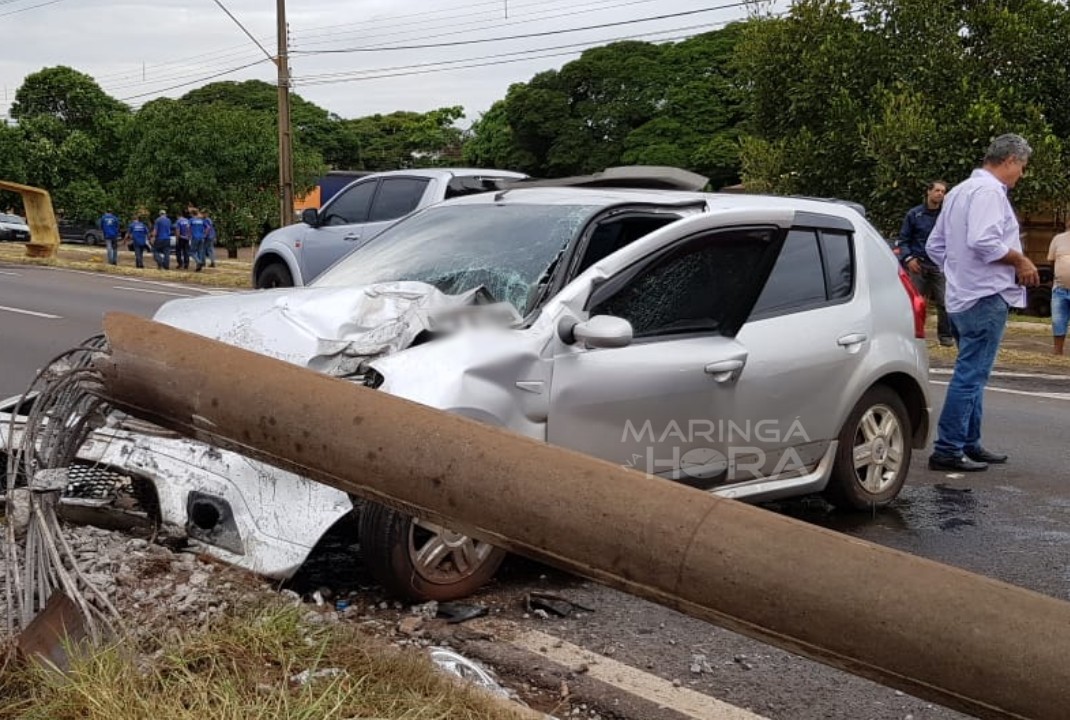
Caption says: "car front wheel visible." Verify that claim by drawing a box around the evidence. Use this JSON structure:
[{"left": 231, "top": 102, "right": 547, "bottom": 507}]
[
  {"left": 256, "top": 262, "right": 293, "bottom": 289},
  {"left": 824, "top": 385, "right": 911, "bottom": 510},
  {"left": 358, "top": 501, "right": 507, "bottom": 601}
]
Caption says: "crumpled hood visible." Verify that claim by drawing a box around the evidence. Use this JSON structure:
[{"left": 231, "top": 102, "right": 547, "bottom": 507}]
[{"left": 152, "top": 281, "right": 522, "bottom": 377}]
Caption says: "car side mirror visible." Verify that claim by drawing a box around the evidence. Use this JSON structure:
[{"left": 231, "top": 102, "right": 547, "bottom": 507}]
[
  {"left": 301, "top": 208, "right": 320, "bottom": 227},
  {"left": 559, "top": 315, "right": 633, "bottom": 349}
]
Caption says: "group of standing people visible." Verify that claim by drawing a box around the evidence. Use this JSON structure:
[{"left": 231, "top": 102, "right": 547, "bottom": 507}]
[
  {"left": 895, "top": 133, "right": 1042, "bottom": 473},
  {"left": 99, "top": 208, "right": 217, "bottom": 272}
]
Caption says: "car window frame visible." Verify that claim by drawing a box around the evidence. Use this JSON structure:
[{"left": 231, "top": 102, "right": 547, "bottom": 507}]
[
  {"left": 367, "top": 176, "right": 432, "bottom": 223},
  {"left": 582, "top": 223, "right": 785, "bottom": 342},
  {"left": 747, "top": 221, "right": 857, "bottom": 323},
  {"left": 320, "top": 178, "right": 380, "bottom": 227}
]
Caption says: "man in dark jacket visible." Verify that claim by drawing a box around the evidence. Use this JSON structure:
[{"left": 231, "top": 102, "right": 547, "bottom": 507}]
[{"left": 897, "top": 180, "right": 953, "bottom": 346}]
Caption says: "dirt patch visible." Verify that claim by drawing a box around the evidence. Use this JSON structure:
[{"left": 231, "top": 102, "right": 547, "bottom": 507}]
[{"left": 926, "top": 318, "right": 1070, "bottom": 374}]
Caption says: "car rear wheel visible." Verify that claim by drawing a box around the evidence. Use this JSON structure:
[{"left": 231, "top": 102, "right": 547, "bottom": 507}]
[
  {"left": 256, "top": 262, "right": 293, "bottom": 289},
  {"left": 824, "top": 385, "right": 911, "bottom": 510},
  {"left": 84, "top": 232, "right": 100, "bottom": 246},
  {"left": 358, "top": 501, "right": 507, "bottom": 601}
]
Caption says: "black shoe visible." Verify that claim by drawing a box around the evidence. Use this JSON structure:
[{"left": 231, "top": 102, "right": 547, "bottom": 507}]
[
  {"left": 965, "top": 447, "right": 1008, "bottom": 464},
  {"left": 928, "top": 454, "right": 988, "bottom": 472},
  {"left": 939, "top": 337, "right": 955, "bottom": 347}
]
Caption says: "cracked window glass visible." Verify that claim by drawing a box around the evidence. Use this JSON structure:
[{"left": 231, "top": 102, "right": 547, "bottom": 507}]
[
  {"left": 591, "top": 228, "right": 776, "bottom": 338},
  {"left": 314, "top": 203, "right": 599, "bottom": 315}
]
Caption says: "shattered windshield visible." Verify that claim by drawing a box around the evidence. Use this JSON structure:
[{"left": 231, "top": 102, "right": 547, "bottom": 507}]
[{"left": 313, "top": 203, "right": 600, "bottom": 314}]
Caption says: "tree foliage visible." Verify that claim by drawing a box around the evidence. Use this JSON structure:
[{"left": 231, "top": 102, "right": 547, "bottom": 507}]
[
  {"left": 120, "top": 98, "right": 325, "bottom": 250},
  {"left": 737, "top": 0, "right": 1070, "bottom": 233},
  {"left": 463, "top": 27, "right": 747, "bottom": 185},
  {"left": 6, "top": 66, "right": 131, "bottom": 222}
]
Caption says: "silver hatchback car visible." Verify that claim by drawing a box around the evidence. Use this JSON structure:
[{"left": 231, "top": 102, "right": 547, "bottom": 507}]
[{"left": 1, "top": 185, "right": 930, "bottom": 602}]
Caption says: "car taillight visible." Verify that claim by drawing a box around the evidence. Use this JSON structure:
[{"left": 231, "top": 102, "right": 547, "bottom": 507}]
[{"left": 898, "top": 266, "right": 927, "bottom": 339}]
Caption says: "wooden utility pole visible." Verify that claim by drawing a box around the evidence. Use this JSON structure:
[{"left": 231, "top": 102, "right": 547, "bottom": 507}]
[{"left": 276, "top": 0, "right": 295, "bottom": 228}]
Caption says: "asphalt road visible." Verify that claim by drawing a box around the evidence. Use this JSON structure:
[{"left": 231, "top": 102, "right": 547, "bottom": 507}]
[
  {"left": 0, "top": 264, "right": 217, "bottom": 398},
  {"left": 3, "top": 264, "right": 1068, "bottom": 719}
]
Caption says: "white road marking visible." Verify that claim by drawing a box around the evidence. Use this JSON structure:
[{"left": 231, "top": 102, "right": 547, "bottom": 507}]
[
  {"left": 0, "top": 270, "right": 21, "bottom": 276},
  {"left": 112, "top": 285, "right": 197, "bottom": 298},
  {"left": 929, "top": 380, "right": 1070, "bottom": 401},
  {"left": 510, "top": 629, "right": 769, "bottom": 720},
  {"left": 0, "top": 304, "right": 61, "bottom": 319},
  {"left": 930, "top": 368, "right": 1070, "bottom": 381}
]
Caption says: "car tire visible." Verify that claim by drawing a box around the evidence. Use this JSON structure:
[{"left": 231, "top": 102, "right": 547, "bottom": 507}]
[
  {"left": 358, "top": 501, "right": 507, "bottom": 601},
  {"left": 84, "top": 232, "right": 99, "bottom": 246},
  {"left": 256, "top": 262, "right": 294, "bottom": 289},
  {"left": 823, "top": 385, "right": 912, "bottom": 511}
]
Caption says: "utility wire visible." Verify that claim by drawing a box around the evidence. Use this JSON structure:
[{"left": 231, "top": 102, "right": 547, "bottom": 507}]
[
  {"left": 294, "top": 0, "right": 662, "bottom": 46},
  {"left": 0, "top": 0, "right": 69, "bottom": 17},
  {"left": 292, "top": 3, "right": 751, "bottom": 55},
  {"left": 103, "top": 51, "right": 268, "bottom": 93},
  {"left": 115, "top": 58, "right": 272, "bottom": 102},
  {"left": 293, "top": 21, "right": 727, "bottom": 85},
  {"left": 93, "top": 41, "right": 271, "bottom": 84},
  {"left": 209, "top": 0, "right": 275, "bottom": 62}
]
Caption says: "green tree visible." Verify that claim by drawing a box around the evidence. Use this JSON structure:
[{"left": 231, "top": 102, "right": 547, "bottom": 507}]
[
  {"left": 464, "top": 27, "right": 747, "bottom": 184},
  {"left": 461, "top": 100, "right": 536, "bottom": 170},
  {"left": 121, "top": 98, "right": 325, "bottom": 255},
  {"left": 333, "top": 107, "right": 467, "bottom": 170},
  {"left": 737, "top": 0, "right": 1070, "bottom": 233},
  {"left": 9, "top": 66, "right": 131, "bottom": 222},
  {"left": 181, "top": 80, "right": 343, "bottom": 166}
]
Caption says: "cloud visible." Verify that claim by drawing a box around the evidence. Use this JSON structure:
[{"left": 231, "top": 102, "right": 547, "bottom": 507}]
[{"left": 1, "top": 0, "right": 763, "bottom": 123}]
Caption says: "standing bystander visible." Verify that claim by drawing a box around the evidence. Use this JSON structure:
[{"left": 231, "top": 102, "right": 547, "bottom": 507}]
[
  {"left": 151, "top": 210, "right": 172, "bottom": 270},
  {"left": 100, "top": 209, "right": 121, "bottom": 266},
  {"left": 126, "top": 213, "right": 150, "bottom": 269},
  {"left": 897, "top": 181, "right": 954, "bottom": 346},
  {"left": 1046, "top": 216, "right": 1070, "bottom": 355},
  {"left": 175, "top": 210, "right": 192, "bottom": 270},
  {"left": 203, "top": 210, "right": 217, "bottom": 268},
  {"left": 926, "top": 134, "right": 1039, "bottom": 473},
  {"left": 189, "top": 208, "right": 207, "bottom": 272}
]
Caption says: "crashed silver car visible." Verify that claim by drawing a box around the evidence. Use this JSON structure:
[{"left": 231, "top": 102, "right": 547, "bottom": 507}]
[{"left": 1, "top": 183, "right": 931, "bottom": 601}]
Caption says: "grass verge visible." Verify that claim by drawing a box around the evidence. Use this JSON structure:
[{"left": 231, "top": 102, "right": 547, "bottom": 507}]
[
  {"left": 0, "top": 599, "right": 539, "bottom": 720},
  {"left": 0, "top": 242, "right": 253, "bottom": 290}
]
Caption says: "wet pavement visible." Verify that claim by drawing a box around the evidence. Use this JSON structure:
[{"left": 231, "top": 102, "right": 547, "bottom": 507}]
[{"left": 289, "top": 376, "right": 1070, "bottom": 719}]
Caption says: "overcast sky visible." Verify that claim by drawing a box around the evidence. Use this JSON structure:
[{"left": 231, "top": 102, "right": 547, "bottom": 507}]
[{"left": 1, "top": 0, "right": 777, "bottom": 127}]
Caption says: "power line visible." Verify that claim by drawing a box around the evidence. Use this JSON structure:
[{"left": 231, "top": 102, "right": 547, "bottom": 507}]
[
  {"left": 0, "top": 0, "right": 69, "bottom": 17},
  {"left": 115, "top": 58, "right": 273, "bottom": 103},
  {"left": 293, "top": 0, "right": 662, "bottom": 47},
  {"left": 209, "top": 0, "right": 275, "bottom": 63},
  {"left": 293, "top": 21, "right": 729, "bottom": 85},
  {"left": 292, "top": 3, "right": 751, "bottom": 55},
  {"left": 102, "top": 51, "right": 268, "bottom": 93}
]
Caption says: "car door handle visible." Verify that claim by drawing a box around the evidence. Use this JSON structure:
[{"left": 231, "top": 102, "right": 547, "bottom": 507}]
[
  {"left": 704, "top": 359, "right": 745, "bottom": 383},
  {"left": 343, "top": 234, "right": 362, "bottom": 241},
  {"left": 837, "top": 333, "right": 868, "bottom": 347}
]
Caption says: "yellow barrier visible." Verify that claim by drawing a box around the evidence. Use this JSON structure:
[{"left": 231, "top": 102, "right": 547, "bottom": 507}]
[{"left": 0, "top": 180, "right": 60, "bottom": 258}]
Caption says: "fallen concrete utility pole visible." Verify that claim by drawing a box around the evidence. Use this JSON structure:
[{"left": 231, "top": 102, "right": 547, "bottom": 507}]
[{"left": 95, "top": 313, "right": 1070, "bottom": 720}]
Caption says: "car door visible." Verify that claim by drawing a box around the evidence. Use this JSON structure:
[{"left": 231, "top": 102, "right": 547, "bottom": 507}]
[
  {"left": 719, "top": 221, "right": 870, "bottom": 483},
  {"left": 547, "top": 223, "right": 784, "bottom": 487},
  {"left": 300, "top": 178, "right": 379, "bottom": 282},
  {"left": 360, "top": 176, "right": 432, "bottom": 244}
]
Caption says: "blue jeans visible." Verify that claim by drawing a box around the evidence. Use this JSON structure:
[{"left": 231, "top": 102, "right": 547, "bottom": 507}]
[
  {"left": 933, "top": 294, "right": 1008, "bottom": 458},
  {"left": 205, "top": 236, "right": 215, "bottom": 265},
  {"left": 191, "top": 239, "right": 205, "bottom": 267},
  {"left": 104, "top": 237, "right": 118, "bottom": 265},
  {"left": 153, "top": 241, "right": 170, "bottom": 269},
  {"left": 1052, "top": 287, "right": 1070, "bottom": 337},
  {"left": 133, "top": 244, "right": 146, "bottom": 268}
]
